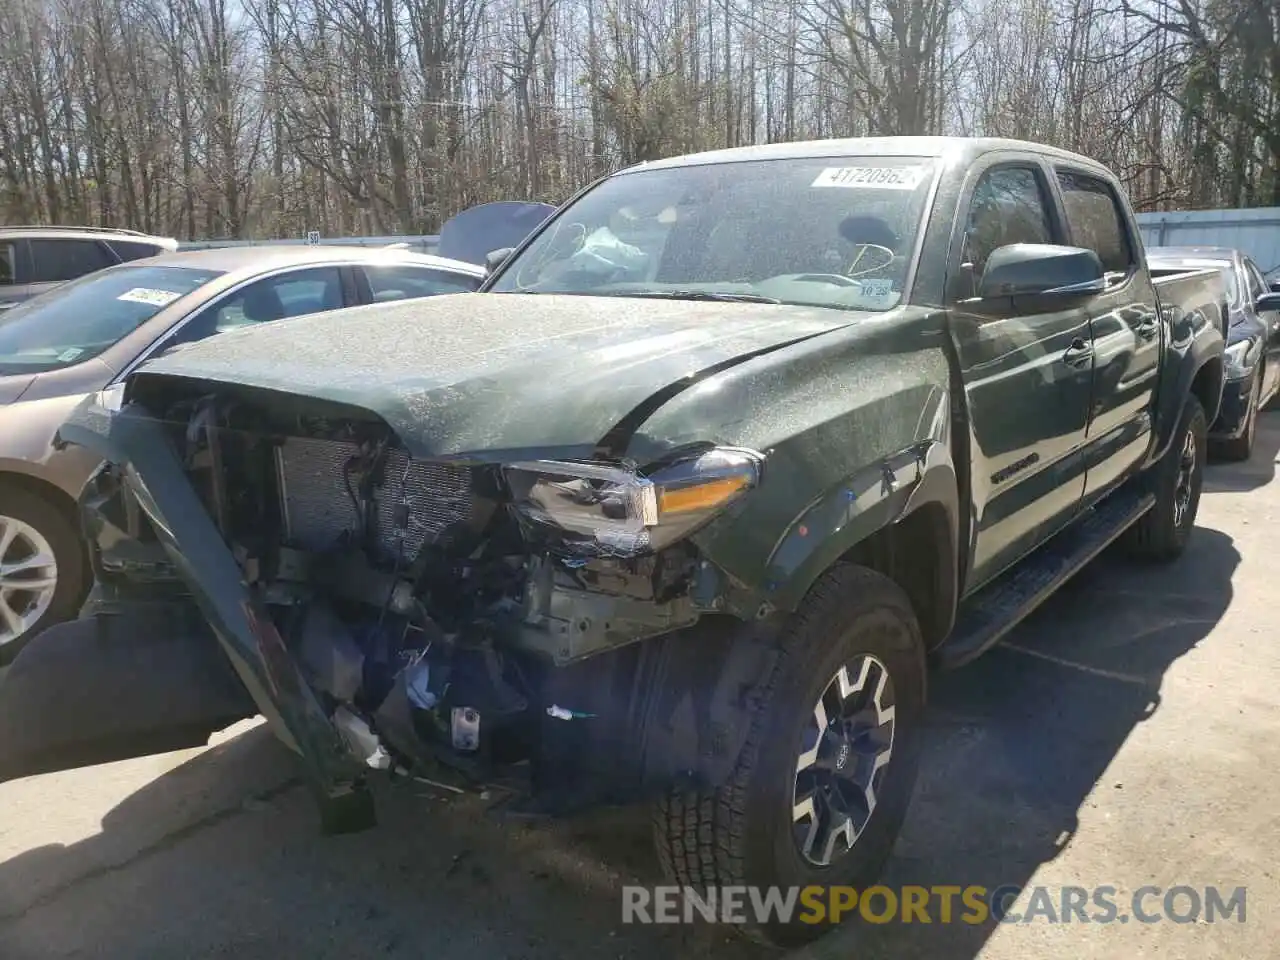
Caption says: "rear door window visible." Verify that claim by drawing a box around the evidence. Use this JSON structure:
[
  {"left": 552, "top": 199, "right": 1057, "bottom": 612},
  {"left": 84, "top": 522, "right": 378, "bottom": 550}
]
[
  {"left": 0, "top": 243, "right": 14, "bottom": 285},
  {"left": 107, "top": 239, "right": 168, "bottom": 262},
  {"left": 210, "top": 267, "right": 345, "bottom": 333},
  {"left": 28, "top": 238, "right": 117, "bottom": 282},
  {"left": 363, "top": 263, "right": 482, "bottom": 302},
  {"left": 171, "top": 266, "right": 347, "bottom": 349},
  {"left": 1054, "top": 171, "right": 1134, "bottom": 276}
]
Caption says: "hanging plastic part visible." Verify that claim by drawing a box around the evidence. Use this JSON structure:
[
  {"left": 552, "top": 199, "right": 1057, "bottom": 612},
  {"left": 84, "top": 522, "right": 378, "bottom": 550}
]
[
  {"left": 405, "top": 659, "right": 438, "bottom": 710},
  {"left": 333, "top": 706, "right": 393, "bottom": 770},
  {"left": 546, "top": 704, "right": 597, "bottom": 721}
]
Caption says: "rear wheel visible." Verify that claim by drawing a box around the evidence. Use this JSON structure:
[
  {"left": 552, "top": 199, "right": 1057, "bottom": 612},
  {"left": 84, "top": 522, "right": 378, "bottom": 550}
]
[
  {"left": 1123, "top": 394, "right": 1206, "bottom": 563},
  {"left": 0, "top": 486, "right": 88, "bottom": 664},
  {"left": 652, "top": 564, "right": 927, "bottom": 947}
]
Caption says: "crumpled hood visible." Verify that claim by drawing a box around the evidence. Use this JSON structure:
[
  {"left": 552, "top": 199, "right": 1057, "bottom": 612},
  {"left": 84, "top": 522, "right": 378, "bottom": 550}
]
[{"left": 126, "top": 293, "right": 866, "bottom": 459}]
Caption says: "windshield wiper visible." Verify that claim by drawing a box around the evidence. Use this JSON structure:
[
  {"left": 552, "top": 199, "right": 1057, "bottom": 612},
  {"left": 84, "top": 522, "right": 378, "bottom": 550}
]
[{"left": 621, "top": 290, "right": 782, "bottom": 304}]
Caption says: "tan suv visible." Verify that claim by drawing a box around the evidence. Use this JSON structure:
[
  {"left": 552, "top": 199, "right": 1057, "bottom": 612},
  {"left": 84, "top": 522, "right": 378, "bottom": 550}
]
[{"left": 0, "top": 226, "right": 178, "bottom": 311}]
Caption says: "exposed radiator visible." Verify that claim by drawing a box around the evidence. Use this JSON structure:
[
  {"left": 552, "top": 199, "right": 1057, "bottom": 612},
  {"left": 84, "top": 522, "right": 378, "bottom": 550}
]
[{"left": 274, "top": 437, "right": 473, "bottom": 561}]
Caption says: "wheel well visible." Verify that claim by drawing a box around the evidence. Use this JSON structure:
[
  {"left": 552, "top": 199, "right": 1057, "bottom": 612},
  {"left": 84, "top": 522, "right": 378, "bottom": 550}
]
[
  {"left": 1192, "top": 357, "right": 1224, "bottom": 425},
  {"left": 0, "top": 471, "right": 80, "bottom": 525},
  {"left": 839, "top": 502, "right": 955, "bottom": 650},
  {"left": 0, "top": 472, "right": 90, "bottom": 576}
]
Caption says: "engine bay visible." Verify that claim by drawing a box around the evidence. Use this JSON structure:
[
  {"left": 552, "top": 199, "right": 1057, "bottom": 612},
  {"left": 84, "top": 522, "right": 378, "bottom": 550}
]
[{"left": 95, "top": 385, "right": 733, "bottom": 806}]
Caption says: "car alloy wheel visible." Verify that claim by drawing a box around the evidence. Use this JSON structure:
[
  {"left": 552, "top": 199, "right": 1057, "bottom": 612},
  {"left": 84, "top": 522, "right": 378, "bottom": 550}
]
[
  {"left": 792, "top": 654, "right": 897, "bottom": 867},
  {"left": 1172, "top": 428, "right": 1197, "bottom": 529},
  {"left": 0, "top": 515, "right": 59, "bottom": 649}
]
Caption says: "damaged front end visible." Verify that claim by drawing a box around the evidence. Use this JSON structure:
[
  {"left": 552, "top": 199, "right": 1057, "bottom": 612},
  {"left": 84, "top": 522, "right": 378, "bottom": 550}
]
[{"left": 0, "top": 382, "right": 774, "bottom": 829}]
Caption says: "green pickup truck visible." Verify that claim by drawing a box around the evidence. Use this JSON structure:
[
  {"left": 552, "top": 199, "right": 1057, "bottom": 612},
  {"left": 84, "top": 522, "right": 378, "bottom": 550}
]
[{"left": 0, "top": 136, "right": 1226, "bottom": 946}]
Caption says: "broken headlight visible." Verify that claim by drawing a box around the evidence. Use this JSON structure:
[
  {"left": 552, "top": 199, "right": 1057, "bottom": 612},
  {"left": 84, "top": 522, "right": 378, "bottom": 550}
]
[{"left": 504, "top": 447, "right": 763, "bottom": 557}]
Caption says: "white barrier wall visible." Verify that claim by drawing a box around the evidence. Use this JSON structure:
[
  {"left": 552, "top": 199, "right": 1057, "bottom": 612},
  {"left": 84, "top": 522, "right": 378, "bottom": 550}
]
[{"left": 1136, "top": 208, "right": 1280, "bottom": 277}]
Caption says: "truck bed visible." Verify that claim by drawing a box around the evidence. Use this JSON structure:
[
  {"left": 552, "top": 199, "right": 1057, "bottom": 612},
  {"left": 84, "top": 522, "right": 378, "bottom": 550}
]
[{"left": 1150, "top": 265, "right": 1230, "bottom": 339}]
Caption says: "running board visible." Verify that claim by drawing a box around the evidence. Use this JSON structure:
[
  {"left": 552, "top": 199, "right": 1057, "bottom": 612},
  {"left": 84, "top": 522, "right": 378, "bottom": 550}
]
[{"left": 935, "top": 488, "right": 1156, "bottom": 670}]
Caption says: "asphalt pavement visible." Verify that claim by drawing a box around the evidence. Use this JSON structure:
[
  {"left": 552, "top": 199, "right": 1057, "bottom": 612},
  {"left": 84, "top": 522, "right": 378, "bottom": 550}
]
[{"left": 2, "top": 416, "right": 1279, "bottom": 960}]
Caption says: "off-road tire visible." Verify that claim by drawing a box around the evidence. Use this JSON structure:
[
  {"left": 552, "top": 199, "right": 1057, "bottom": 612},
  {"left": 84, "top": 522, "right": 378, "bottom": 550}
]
[
  {"left": 1123, "top": 394, "right": 1207, "bottom": 563},
  {"left": 1213, "top": 370, "right": 1261, "bottom": 462},
  {"left": 0, "top": 484, "right": 88, "bottom": 665},
  {"left": 652, "top": 564, "right": 927, "bottom": 947}
]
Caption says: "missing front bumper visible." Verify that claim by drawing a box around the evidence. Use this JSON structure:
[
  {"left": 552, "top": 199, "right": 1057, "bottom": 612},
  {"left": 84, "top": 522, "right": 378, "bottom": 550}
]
[{"left": 50, "top": 397, "right": 372, "bottom": 823}]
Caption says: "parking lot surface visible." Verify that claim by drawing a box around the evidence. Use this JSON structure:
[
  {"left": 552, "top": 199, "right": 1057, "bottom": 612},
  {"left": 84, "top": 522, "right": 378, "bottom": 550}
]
[{"left": 2, "top": 418, "right": 1279, "bottom": 960}]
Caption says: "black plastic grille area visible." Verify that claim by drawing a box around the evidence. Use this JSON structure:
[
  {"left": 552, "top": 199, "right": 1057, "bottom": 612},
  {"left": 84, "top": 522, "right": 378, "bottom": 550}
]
[{"left": 274, "top": 437, "right": 472, "bottom": 560}]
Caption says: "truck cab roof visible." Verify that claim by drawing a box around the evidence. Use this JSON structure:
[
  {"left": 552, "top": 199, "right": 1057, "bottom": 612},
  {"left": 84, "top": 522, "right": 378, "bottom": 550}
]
[{"left": 626, "top": 136, "right": 1114, "bottom": 176}]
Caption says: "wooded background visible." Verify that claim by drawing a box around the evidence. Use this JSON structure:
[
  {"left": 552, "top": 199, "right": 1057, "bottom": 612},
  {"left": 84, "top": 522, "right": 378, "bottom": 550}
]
[{"left": 0, "top": 0, "right": 1273, "bottom": 238}]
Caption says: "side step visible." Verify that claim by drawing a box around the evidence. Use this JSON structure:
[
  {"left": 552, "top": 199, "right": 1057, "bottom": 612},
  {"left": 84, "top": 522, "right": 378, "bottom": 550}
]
[{"left": 935, "top": 488, "right": 1156, "bottom": 670}]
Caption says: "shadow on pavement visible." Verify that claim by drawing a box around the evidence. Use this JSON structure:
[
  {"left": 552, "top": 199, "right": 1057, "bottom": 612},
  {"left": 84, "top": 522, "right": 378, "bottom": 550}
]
[
  {"left": 0, "top": 525, "right": 1239, "bottom": 960},
  {"left": 0, "top": 723, "right": 762, "bottom": 959},
  {"left": 791, "top": 525, "right": 1238, "bottom": 959}
]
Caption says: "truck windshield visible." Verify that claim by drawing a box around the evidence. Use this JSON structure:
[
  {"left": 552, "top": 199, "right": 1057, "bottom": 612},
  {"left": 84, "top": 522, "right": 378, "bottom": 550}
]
[
  {"left": 489, "top": 156, "right": 938, "bottom": 312},
  {"left": 0, "top": 264, "right": 221, "bottom": 374}
]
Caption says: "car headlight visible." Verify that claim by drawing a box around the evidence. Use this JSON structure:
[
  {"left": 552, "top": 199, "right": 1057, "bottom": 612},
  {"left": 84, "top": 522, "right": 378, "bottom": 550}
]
[
  {"left": 1224, "top": 338, "right": 1260, "bottom": 376},
  {"left": 504, "top": 446, "right": 763, "bottom": 557}
]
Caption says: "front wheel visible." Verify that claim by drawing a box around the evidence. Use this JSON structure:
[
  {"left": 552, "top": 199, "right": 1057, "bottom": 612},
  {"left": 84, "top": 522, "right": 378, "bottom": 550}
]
[
  {"left": 1213, "top": 370, "right": 1261, "bottom": 462},
  {"left": 0, "top": 485, "right": 88, "bottom": 664},
  {"left": 1123, "top": 394, "right": 1207, "bottom": 563},
  {"left": 652, "top": 564, "right": 927, "bottom": 947}
]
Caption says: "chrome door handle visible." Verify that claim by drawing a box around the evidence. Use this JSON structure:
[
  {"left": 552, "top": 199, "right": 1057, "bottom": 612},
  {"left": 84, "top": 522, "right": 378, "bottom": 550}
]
[{"left": 1063, "top": 338, "right": 1094, "bottom": 367}]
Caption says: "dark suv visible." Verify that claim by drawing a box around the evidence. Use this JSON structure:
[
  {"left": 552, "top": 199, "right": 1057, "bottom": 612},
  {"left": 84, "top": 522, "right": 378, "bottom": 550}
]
[{"left": 0, "top": 226, "right": 178, "bottom": 310}]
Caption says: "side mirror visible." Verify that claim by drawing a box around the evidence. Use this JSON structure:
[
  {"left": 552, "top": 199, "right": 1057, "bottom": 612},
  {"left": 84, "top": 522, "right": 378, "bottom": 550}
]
[
  {"left": 977, "top": 243, "right": 1106, "bottom": 300},
  {"left": 485, "top": 247, "right": 515, "bottom": 277},
  {"left": 1256, "top": 291, "right": 1280, "bottom": 314}
]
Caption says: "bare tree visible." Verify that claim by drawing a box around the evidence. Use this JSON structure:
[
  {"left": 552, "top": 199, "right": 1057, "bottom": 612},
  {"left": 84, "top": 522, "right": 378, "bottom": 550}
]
[{"left": 0, "top": 0, "right": 1268, "bottom": 237}]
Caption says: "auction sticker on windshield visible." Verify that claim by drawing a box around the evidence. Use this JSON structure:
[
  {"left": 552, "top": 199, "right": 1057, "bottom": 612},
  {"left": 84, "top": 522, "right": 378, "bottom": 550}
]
[
  {"left": 117, "top": 287, "right": 184, "bottom": 307},
  {"left": 811, "top": 166, "right": 930, "bottom": 190}
]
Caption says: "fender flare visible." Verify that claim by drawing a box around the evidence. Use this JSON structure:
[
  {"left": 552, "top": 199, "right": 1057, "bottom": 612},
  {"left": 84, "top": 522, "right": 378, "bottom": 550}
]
[
  {"left": 1148, "top": 301, "right": 1225, "bottom": 467},
  {"left": 1149, "top": 350, "right": 1224, "bottom": 468},
  {"left": 758, "top": 440, "right": 959, "bottom": 616},
  {"left": 629, "top": 442, "right": 960, "bottom": 792}
]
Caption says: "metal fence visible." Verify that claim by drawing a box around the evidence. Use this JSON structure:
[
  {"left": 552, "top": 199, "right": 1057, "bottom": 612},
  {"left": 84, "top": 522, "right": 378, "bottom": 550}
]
[{"left": 1135, "top": 208, "right": 1280, "bottom": 277}]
